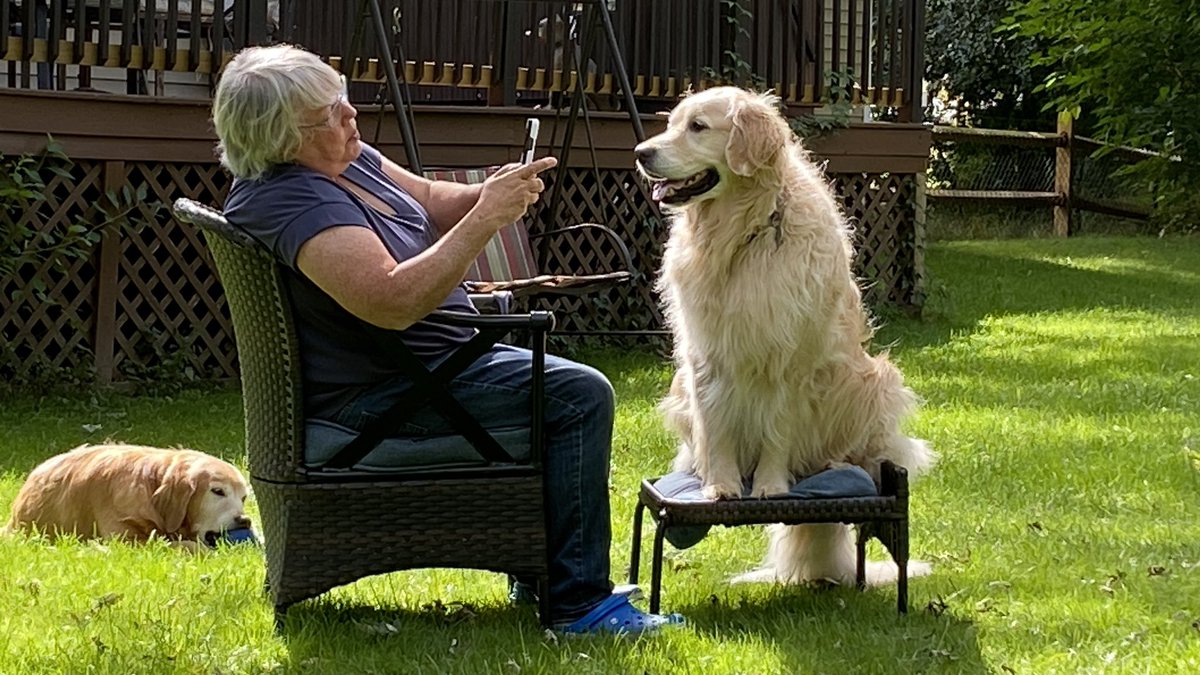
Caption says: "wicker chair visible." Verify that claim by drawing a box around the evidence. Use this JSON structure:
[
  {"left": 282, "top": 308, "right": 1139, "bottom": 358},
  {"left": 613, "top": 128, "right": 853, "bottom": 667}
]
[
  {"left": 629, "top": 460, "right": 913, "bottom": 614},
  {"left": 171, "top": 197, "right": 557, "bottom": 628}
]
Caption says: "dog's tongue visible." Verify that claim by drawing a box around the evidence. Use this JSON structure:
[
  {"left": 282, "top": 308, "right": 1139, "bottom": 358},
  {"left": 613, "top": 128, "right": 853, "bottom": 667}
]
[{"left": 652, "top": 181, "right": 669, "bottom": 202}]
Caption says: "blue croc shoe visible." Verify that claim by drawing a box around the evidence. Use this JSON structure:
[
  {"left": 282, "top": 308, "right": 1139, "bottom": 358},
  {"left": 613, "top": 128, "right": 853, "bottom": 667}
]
[{"left": 556, "top": 594, "right": 685, "bottom": 636}]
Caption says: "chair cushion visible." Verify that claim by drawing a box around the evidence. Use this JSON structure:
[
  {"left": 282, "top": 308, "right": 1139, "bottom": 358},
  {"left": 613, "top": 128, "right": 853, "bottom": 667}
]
[
  {"left": 423, "top": 168, "right": 539, "bottom": 283},
  {"left": 303, "top": 419, "right": 531, "bottom": 472}
]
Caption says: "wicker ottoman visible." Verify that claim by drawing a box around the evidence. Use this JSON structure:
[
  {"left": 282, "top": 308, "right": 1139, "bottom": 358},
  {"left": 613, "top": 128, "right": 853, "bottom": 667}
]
[{"left": 628, "top": 460, "right": 912, "bottom": 614}]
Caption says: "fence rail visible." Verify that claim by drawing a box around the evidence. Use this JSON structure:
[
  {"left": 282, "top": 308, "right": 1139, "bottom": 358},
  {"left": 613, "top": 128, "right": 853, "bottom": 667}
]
[
  {"left": 3, "top": 0, "right": 922, "bottom": 117},
  {"left": 928, "top": 116, "right": 1154, "bottom": 236}
]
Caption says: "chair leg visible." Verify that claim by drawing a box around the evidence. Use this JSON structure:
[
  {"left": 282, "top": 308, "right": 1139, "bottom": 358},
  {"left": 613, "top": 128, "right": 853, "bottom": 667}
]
[
  {"left": 273, "top": 604, "right": 290, "bottom": 634},
  {"left": 855, "top": 523, "right": 868, "bottom": 591},
  {"left": 629, "top": 500, "right": 646, "bottom": 585},
  {"left": 650, "top": 521, "right": 667, "bottom": 614},
  {"left": 538, "top": 575, "right": 553, "bottom": 627},
  {"left": 896, "top": 521, "right": 910, "bottom": 614}
]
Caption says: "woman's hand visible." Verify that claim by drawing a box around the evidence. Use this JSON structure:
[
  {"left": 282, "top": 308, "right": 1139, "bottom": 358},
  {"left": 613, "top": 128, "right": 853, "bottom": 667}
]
[{"left": 472, "top": 156, "right": 558, "bottom": 233}]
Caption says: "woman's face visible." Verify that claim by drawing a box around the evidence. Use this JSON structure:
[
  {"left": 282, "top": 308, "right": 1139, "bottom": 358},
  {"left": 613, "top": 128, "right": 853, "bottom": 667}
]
[{"left": 293, "top": 74, "right": 361, "bottom": 176}]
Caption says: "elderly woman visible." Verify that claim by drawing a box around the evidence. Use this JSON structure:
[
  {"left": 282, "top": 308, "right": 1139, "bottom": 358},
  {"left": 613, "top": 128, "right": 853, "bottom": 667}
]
[{"left": 210, "top": 44, "right": 682, "bottom": 634}]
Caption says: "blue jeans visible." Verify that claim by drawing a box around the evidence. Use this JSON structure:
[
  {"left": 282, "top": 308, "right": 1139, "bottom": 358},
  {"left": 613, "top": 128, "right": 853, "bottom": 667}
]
[{"left": 331, "top": 344, "right": 614, "bottom": 623}]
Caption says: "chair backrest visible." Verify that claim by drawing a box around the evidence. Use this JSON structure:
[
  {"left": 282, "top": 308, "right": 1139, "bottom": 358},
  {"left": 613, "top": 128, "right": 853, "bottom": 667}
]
[
  {"left": 172, "top": 198, "right": 306, "bottom": 483},
  {"left": 423, "top": 168, "right": 539, "bottom": 283}
]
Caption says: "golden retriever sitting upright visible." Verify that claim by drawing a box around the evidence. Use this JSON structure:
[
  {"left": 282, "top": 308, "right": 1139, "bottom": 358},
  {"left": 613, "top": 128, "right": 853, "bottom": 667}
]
[
  {"left": 635, "top": 87, "right": 935, "bottom": 586},
  {"left": 5, "top": 443, "right": 251, "bottom": 550}
]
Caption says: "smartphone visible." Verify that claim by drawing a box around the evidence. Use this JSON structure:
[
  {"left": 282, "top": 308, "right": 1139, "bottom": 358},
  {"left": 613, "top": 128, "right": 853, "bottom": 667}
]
[{"left": 521, "top": 118, "right": 540, "bottom": 165}]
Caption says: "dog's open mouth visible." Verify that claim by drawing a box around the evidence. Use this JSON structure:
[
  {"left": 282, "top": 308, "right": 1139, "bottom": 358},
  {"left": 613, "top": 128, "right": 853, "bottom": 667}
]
[
  {"left": 647, "top": 169, "right": 720, "bottom": 205},
  {"left": 203, "top": 531, "right": 220, "bottom": 548}
]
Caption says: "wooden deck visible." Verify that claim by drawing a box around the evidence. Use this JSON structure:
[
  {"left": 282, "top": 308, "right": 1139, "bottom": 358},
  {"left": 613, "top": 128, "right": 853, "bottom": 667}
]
[
  {"left": 2, "top": 0, "right": 924, "bottom": 120},
  {"left": 0, "top": 88, "right": 930, "bottom": 385},
  {"left": 0, "top": 88, "right": 929, "bottom": 173}
]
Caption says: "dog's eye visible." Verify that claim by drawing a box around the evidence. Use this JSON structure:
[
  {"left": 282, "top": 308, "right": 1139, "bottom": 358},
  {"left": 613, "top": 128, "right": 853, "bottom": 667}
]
[
  {"left": 210, "top": 487, "right": 226, "bottom": 497},
  {"left": 689, "top": 119, "right": 708, "bottom": 133}
]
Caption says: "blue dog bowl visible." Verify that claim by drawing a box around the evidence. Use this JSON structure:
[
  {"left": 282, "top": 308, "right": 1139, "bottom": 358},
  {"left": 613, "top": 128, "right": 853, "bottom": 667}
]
[{"left": 216, "top": 527, "right": 259, "bottom": 546}]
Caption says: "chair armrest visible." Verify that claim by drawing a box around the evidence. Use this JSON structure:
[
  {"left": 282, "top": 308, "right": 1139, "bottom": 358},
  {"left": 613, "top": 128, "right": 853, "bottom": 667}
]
[
  {"left": 426, "top": 309, "right": 556, "bottom": 332},
  {"left": 529, "top": 222, "right": 636, "bottom": 276}
]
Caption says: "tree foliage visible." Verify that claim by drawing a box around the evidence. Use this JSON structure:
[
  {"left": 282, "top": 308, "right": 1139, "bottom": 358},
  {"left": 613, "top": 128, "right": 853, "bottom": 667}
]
[
  {"left": 1006, "top": 0, "right": 1200, "bottom": 230},
  {"left": 923, "top": 0, "right": 1055, "bottom": 129}
]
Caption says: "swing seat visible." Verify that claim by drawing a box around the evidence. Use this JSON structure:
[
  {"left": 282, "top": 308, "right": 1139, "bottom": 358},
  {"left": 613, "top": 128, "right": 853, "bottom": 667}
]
[{"left": 423, "top": 167, "right": 635, "bottom": 300}]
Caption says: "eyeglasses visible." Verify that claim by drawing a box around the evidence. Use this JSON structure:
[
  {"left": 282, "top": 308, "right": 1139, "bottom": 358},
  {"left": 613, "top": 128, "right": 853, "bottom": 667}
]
[{"left": 300, "top": 74, "right": 349, "bottom": 130}]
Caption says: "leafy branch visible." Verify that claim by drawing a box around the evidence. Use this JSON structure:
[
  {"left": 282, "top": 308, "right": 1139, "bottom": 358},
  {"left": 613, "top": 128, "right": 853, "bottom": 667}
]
[
  {"left": 789, "top": 67, "right": 858, "bottom": 139},
  {"left": 2, "top": 137, "right": 148, "bottom": 284}
]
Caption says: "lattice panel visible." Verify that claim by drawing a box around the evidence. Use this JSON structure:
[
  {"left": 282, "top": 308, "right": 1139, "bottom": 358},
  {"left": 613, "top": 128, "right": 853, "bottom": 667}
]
[
  {"left": 528, "top": 167, "right": 666, "bottom": 333},
  {"left": 8, "top": 159, "right": 922, "bottom": 385},
  {"left": 0, "top": 159, "right": 105, "bottom": 382},
  {"left": 836, "top": 172, "right": 923, "bottom": 309},
  {"left": 112, "top": 163, "right": 234, "bottom": 382},
  {"left": 526, "top": 167, "right": 924, "bottom": 333}
]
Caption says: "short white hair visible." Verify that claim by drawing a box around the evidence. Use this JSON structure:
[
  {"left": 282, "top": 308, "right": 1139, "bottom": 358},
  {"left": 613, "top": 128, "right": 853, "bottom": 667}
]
[{"left": 213, "top": 44, "right": 342, "bottom": 180}]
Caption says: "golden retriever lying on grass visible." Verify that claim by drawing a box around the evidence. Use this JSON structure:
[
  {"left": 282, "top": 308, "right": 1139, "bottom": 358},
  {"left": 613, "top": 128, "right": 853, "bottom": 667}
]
[
  {"left": 635, "top": 86, "right": 935, "bottom": 586},
  {"left": 4, "top": 443, "right": 251, "bottom": 551}
]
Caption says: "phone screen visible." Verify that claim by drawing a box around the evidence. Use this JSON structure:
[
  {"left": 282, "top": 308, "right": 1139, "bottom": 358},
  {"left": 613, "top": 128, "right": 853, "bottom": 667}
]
[{"left": 521, "top": 118, "right": 540, "bottom": 164}]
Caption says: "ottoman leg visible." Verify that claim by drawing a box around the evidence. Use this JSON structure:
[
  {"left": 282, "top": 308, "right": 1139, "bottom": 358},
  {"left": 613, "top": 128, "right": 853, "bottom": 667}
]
[
  {"left": 650, "top": 521, "right": 668, "bottom": 614},
  {"left": 630, "top": 501, "right": 646, "bottom": 585},
  {"left": 897, "top": 521, "right": 910, "bottom": 614}
]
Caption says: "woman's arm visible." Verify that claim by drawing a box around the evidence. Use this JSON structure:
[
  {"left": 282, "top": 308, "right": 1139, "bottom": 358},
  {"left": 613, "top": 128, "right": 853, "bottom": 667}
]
[
  {"left": 379, "top": 154, "right": 484, "bottom": 237},
  {"left": 297, "top": 158, "right": 556, "bottom": 330}
]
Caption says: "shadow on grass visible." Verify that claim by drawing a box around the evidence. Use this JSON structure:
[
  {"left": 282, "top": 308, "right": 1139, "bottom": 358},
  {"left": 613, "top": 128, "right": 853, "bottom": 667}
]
[
  {"left": 275, "top": 582, "right": 986, "bottom": 673},
  {"left": 277, "top": 599, "right": 684, "bottom": 673},
  {"left": 678, "top": 589, "right": 987, "bottom": 673}
]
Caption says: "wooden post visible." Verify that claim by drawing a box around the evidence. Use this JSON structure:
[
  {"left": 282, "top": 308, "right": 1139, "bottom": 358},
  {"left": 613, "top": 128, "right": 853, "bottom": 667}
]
[
  {"left": 904, "top": 0, "right": 927, "bottom": 123},
  {"left": 1054, "top": 111, "right": 1074, "bottom": 237},
  {"left": 490, "top": 0, "right": 520, "bottom": 106},
  {"left": 93, "top": 160, "right": 125, "bottom": 385},
  {"left": 911, "top": 171, "right": 927, "bottom": 314}
]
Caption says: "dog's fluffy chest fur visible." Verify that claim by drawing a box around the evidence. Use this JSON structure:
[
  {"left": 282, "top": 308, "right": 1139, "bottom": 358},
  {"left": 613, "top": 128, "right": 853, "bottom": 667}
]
[{"left": 660, "top": 195, "right": 856, "bottom": 380}]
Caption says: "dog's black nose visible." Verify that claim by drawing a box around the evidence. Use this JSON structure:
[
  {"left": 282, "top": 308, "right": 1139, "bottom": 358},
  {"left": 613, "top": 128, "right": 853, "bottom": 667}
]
[
  {"left": 635, "top": 146, "right": 656, "bottom": 164},
  {"left": 234, "top": 515, "right": 252, "bottom": 528}
]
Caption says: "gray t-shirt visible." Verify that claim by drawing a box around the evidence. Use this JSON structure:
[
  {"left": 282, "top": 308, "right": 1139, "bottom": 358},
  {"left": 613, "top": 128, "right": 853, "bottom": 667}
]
[{"left": 224, "top": 143, "right": 476, "bottom": 416}]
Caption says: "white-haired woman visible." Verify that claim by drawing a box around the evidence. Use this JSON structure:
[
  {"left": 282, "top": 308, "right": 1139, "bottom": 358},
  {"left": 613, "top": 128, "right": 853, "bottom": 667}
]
[{"left": 211, "top": 44, "right": 682, "bottom": 634}]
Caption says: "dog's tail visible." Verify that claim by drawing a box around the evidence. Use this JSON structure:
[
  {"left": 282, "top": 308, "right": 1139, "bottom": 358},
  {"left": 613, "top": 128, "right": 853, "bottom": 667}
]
[
  {"left": 731, "top": 523, "right": 932, "bottom": 587},
  {"left": 883, "top": 435, "right": 937, "bottom": 481}
]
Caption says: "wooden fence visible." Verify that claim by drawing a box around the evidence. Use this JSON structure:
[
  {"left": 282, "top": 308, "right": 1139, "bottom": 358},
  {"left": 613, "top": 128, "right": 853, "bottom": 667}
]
[
  {"left": 4, "top": 0, "right": 924, "bottom": 117},
  {"left": 927, "top": 115, "right": 1155, "bottom": 236}
]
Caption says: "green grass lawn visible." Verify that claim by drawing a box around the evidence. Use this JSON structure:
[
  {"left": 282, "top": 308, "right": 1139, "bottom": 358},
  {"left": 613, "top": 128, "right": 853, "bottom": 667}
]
[{"left": 2, "top": 237, "right": 1199, "bottom": 674}]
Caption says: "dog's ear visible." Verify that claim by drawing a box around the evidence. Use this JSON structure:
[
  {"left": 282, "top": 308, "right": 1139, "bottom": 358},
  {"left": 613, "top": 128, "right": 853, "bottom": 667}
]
[
  {"left": 150, "top": 456, "right": 202, "bottom": 535},
  {"left": 725, "top": 93, "right": 788, "bottom": 177}
]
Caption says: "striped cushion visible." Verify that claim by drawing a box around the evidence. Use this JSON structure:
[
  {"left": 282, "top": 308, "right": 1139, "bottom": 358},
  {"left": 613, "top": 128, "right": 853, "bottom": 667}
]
[{"left": 423, "top": 168, "right": 538, "bottom": 283}]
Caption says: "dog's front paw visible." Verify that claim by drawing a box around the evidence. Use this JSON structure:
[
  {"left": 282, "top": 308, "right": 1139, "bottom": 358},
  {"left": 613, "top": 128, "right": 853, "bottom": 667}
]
[
  {"left": 749, "top": 478, "right": 790, "bottom": 498},
  {"left": 750, "top": 466, "right": 790, "bottom": 498},
  {"left": 701, "top": 481, "right": 742, "bottom": 500}
]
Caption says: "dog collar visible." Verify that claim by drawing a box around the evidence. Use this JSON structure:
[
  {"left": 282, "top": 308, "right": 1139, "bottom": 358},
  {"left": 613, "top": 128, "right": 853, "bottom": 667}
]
[{"left": 745, "top": 198, "right": 785, "bottom": 250}]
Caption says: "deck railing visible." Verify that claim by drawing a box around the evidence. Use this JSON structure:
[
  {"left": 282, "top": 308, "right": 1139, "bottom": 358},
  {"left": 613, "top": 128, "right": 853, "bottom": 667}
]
[
  {"left": 3, "top": 0, "right": 922, "bottom": 118},
  {"left": 2, "top": 1, "right": 282, "bottom": 92}
]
